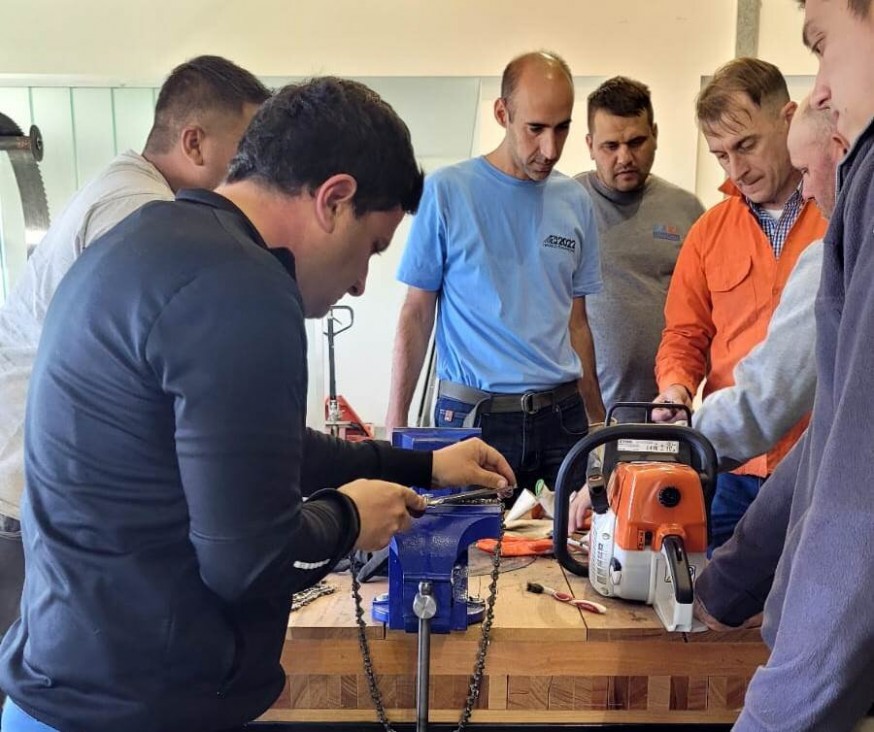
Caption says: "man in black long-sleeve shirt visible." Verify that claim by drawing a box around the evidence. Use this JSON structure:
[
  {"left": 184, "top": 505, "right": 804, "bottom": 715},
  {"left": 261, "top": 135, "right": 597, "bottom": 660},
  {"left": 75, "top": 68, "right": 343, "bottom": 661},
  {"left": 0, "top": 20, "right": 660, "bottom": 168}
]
[{"left": 0, "top": 78, "right": 514, "bottom": 732}]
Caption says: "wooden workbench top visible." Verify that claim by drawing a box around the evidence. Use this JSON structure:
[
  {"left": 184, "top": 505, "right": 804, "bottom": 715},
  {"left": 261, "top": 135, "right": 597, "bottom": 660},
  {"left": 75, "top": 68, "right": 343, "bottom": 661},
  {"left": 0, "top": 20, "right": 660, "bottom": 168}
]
[
  {"left": 287, "top": 550, "right": 761, "bottom": 645},
  {"left": 266, "top": 544, "right": 766, "bottom": 725}
]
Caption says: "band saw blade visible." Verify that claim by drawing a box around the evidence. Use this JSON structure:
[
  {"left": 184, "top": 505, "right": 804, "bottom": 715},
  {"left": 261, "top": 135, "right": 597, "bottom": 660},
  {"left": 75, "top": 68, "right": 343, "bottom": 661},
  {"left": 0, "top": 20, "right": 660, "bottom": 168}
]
[{"left": 0, "top": 112, "right": 50, "bottom": 256}]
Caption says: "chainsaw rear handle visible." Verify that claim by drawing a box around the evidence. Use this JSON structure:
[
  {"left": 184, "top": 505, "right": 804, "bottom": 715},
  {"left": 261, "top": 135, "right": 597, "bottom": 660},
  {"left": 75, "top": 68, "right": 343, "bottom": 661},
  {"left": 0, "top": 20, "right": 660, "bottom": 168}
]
[{"left": 553, "top": 422, "right": 718, "bottom": 578}]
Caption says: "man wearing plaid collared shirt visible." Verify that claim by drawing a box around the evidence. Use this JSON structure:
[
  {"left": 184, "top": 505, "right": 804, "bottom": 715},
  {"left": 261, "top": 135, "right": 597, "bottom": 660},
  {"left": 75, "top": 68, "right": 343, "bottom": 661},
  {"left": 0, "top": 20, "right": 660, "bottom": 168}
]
[{"left": 653, "top": 57, "right": 827, "bottom": 550}]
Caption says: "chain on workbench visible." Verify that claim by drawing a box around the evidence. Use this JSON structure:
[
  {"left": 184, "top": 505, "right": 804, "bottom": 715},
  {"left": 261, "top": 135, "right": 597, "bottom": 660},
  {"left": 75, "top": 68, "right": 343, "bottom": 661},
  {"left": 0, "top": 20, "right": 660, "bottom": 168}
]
[
  {"left": 350, "top": 499, "right": 505, "bottom": 732},
  {"left": 291, "top": 580, "right": 336, "bottom": 612}
]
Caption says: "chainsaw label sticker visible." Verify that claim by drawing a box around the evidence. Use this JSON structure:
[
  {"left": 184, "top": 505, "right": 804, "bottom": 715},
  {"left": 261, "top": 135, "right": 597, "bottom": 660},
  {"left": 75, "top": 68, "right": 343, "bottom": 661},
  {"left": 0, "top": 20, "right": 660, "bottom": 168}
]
[{"left": 617, "top": 438, "right": 680, "bottom": 454}]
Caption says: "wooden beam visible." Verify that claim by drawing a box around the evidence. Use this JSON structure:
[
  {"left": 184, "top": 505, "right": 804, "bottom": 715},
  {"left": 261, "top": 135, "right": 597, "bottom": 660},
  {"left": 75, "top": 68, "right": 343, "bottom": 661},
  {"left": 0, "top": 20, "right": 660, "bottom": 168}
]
[{"left": 736, "top": 0, "right": 762, "bottom": 58}]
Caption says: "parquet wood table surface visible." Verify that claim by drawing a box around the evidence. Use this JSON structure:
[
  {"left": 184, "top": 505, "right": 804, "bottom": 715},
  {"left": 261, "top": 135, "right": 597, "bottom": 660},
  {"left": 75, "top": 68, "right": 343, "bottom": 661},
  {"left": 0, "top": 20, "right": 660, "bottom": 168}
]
[{"left": 259, "top": 554, "right": 766, "bottom": 725}]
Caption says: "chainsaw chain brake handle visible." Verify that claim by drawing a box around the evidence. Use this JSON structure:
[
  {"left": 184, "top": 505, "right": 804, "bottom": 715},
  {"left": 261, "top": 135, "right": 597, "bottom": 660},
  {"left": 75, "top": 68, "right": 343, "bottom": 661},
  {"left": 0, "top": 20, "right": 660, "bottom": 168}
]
[{"left": 552, "top": 413, "right": 718, "bottom": 578}]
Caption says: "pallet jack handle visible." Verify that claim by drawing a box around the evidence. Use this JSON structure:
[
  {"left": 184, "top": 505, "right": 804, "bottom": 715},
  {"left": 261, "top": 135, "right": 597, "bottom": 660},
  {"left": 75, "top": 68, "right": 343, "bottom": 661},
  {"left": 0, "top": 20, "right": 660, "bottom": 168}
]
[{"left": 323, "top": 306, "right": 354, "bottom": 422}]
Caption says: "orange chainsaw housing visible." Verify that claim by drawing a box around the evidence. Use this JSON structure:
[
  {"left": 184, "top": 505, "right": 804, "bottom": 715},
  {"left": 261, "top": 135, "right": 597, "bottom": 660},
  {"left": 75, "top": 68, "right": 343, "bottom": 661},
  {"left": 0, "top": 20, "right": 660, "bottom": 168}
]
[{"left": 608, "top": 462, "right": 707, "bottom": 553}]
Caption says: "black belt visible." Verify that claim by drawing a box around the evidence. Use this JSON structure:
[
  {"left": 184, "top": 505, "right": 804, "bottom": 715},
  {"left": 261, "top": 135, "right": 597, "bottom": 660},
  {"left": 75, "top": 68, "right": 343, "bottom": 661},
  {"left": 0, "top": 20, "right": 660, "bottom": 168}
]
[{"left": 438, "top": 380, "right": 579, "bottom": 416}]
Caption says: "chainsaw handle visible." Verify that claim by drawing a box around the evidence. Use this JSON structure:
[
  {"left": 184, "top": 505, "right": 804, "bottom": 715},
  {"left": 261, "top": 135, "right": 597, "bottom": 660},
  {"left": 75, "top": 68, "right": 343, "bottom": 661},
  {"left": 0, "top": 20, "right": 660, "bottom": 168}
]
[{"left": 552, "top": 423, "right": 718, "bottom": 578}]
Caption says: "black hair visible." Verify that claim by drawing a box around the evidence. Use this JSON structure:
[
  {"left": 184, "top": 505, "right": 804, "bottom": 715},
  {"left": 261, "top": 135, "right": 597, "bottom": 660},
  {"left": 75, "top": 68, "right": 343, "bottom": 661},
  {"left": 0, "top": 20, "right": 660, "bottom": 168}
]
[
  {"left": 145, "top": 55, "right": 271, "bottom": 154},
  {"left": 587, "top": 76, "right": 654, "bottom": 132},
  {"left": 227, "top": 77, "right": 424, "bottom": 216}
]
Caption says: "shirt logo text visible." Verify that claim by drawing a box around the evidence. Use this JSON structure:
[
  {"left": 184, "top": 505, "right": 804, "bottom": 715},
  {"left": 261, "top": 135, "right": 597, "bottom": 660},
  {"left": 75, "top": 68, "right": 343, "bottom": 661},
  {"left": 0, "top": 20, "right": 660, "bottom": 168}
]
[{"left": 543, "top": 234, "right": 577, "bottom": 252}]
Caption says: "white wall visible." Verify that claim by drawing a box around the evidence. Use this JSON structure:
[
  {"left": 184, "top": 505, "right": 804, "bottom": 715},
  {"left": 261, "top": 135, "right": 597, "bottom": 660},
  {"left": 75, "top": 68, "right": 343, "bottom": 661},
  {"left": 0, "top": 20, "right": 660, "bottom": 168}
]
[
  {"left": 0, "top": 0, "right": 739, "bottom": 195},
  {"left": 759, "top": 0, "right": 818, "bottom": 75},
  {"left": 0, "top": 0, "right": 822, "bottom": 431},
  {"left": 693, "top": 0, "right": 819, "bottom": 209}
]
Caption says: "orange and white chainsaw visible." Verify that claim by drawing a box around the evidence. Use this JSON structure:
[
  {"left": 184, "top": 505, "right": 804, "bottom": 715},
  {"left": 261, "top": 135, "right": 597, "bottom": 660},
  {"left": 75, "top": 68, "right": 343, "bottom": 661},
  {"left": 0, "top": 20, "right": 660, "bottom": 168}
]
[{"left": 553, "top": 403, "right": 716, "bottom": 632}]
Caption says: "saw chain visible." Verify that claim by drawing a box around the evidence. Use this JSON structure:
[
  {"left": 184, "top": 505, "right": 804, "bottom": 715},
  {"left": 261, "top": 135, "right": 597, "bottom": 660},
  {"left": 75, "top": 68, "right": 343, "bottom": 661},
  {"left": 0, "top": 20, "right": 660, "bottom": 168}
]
[{"left": 350, "top": 499, "right": 504, "bottom": 732}]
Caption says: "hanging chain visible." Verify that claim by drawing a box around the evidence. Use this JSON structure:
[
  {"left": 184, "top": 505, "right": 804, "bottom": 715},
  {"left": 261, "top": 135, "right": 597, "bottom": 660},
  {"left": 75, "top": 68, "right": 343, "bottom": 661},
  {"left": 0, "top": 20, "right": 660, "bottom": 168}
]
[
  {"left": 456, "top": 505, "right": 504, "bottom": 729},
  {"left": 351, "top": 550, "right": 398, "bottom": 732},
  {"left": 350, "top": 500, "right": 505, "bottom": 732}
]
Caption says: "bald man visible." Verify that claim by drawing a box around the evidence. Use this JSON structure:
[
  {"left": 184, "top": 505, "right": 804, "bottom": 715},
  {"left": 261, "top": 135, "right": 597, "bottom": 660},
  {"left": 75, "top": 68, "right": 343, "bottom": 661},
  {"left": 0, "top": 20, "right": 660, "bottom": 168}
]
[{"left": 387, "top": 50, "right": 603, "bottom": 492}]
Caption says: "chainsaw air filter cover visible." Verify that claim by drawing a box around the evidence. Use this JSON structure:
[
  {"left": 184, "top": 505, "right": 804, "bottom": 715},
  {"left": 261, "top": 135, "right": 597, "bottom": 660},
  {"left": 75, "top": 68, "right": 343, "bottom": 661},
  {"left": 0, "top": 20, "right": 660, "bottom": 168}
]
[{"left": 608, "top": 462, "right": 708, "bottom": 555}]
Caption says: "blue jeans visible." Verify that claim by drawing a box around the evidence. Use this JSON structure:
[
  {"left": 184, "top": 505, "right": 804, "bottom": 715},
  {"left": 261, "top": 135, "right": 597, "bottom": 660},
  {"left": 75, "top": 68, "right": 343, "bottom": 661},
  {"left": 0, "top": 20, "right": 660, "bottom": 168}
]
[
  {"left": 2, "top": 699, "right": 60, "bottom": 732},
  {"left": 709, "top": 473, "right": 766, "bottom": 552},
  {"left": 435, "top": 393, "right": 588, "bottom": 491}
]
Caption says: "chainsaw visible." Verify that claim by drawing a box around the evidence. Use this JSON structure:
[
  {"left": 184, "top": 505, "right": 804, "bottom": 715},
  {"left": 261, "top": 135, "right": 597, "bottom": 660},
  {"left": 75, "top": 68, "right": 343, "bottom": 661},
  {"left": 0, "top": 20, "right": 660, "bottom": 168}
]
[{"left": 553, "top": 403, "right": 716, "bottom": 632}]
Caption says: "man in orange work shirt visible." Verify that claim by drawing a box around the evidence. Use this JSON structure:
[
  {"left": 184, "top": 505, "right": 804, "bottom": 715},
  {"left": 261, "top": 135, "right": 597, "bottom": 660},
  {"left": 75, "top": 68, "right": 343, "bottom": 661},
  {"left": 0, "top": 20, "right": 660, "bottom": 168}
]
[{"left": 653, "top": 58, "right": 827, "bottom": 550}]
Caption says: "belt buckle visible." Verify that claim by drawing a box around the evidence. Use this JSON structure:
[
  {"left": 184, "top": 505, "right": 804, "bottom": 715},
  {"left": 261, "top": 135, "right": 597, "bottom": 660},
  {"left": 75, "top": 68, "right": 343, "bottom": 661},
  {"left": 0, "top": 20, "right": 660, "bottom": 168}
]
[{"left": 521, "top": 391, "right": 539, "bottom": 414}]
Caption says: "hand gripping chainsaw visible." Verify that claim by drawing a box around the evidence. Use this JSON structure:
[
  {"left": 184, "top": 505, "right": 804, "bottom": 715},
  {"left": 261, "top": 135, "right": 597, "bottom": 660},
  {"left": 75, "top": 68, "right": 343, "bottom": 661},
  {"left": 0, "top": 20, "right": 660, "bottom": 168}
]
[{"left": 553, "top": 403, "right": 717, "bottom": 631}]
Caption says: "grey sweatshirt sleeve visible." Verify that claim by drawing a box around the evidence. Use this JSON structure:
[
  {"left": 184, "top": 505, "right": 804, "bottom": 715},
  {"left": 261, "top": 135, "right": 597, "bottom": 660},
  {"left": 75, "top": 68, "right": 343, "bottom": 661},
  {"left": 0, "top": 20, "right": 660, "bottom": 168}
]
[
  {"left": 695, "top": 437, "right": 802, "bottom": 626},
  {"left": 146, "top": 260, "right": 360, "bottom": 602},
  {"left": 726, "top": 231, "right": 874, "bottom": 731},
  {"left": 692, "top": 241, "right": 822, "bottom": 471}
]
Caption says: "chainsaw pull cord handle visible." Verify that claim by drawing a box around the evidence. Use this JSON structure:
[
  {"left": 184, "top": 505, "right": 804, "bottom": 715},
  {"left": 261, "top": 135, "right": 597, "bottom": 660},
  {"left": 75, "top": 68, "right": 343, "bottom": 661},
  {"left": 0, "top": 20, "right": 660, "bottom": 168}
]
[{"left": 553, "top": 421, "right": 718, "bottom": 578}]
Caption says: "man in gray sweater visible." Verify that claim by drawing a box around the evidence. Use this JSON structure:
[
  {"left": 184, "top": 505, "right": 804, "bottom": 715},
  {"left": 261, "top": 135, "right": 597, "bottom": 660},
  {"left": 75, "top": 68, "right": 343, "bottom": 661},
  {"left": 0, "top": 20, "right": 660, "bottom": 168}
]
[
  {"left": 693, "top": 97, "right": 848, "bottom": 471},
  {"left": 695, "top": 1, "right": 874, "bottom": 727},
  {"left": 575, "top": 77, "right": 704, "bottom": 421}
]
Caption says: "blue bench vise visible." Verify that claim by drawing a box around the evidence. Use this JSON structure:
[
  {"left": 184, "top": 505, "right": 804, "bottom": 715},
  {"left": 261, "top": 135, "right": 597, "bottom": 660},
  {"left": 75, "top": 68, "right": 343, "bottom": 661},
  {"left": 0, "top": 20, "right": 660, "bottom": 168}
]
[{"left": 371, "top": 428, "right": 503, "bottom": 633}]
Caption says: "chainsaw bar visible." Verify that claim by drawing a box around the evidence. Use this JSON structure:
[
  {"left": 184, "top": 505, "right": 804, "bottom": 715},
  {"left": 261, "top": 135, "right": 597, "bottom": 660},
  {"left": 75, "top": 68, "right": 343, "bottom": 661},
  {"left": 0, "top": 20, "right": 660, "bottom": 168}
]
[{"left": 0, "top": 112, "right": 50, "bottom": 257}]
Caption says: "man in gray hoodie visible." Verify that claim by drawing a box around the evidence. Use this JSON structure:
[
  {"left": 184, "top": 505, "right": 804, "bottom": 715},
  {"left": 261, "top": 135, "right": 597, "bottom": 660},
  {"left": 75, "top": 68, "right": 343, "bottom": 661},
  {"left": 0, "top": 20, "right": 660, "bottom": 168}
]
[{"left": 695, "top": 1, "right": 874, "bottom": 728}]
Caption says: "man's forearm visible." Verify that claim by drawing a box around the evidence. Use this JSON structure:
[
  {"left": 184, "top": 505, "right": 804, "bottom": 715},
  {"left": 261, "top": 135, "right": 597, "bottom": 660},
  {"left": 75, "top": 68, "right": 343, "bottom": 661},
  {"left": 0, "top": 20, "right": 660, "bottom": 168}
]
[
  {"left": 385, "top": 292, "right": 436, "bottom": 429},
  {"left": 569, "top": 299, "right": 605, "bottom": 422},
  {"left": 577, "top": 353, "right": 605, "bottom": 423}
]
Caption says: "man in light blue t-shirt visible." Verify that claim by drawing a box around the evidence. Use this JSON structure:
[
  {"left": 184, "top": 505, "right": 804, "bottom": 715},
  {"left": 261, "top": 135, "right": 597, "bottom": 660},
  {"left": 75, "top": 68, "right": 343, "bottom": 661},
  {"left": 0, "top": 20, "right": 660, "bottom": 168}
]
[{"left": 386, "top": 50, "right": 603, "bottom": 491}]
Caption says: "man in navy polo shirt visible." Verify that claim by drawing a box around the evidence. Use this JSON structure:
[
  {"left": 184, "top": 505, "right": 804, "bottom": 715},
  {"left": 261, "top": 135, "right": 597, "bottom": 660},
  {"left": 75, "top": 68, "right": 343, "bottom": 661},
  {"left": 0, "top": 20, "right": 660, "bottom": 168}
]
[{"left": 0, "top": 78, "right": 514, "bottom": 732}]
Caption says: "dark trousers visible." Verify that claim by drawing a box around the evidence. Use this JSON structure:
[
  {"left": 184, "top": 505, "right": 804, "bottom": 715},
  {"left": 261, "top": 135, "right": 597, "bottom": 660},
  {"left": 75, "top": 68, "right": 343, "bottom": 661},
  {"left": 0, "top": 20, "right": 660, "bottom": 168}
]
[
  {"left": 709, "top": 473, "right": 766, "bottom": 553},
  {"left": 434, "top": 393, "right": 588, "bottom": 491},
  {"left": 0, "top": 518, "right": 25, "bottom": 706},
  {"left": 0, "top": 516, "right": 24, "bottom": 637}
]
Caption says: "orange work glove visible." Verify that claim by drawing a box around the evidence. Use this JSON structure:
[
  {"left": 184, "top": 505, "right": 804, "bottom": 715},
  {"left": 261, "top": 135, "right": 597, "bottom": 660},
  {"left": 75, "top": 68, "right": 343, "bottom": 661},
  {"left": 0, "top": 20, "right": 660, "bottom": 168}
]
[{"left": 476, "top": 536, "right": 554, "bottom": 556}]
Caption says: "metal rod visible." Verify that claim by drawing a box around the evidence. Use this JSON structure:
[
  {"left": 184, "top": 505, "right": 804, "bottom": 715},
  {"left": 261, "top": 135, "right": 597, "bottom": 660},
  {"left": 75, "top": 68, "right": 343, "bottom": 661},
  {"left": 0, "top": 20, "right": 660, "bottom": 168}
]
[
  {"left": 414, "top": 581, "right": 436, "bottom": 732},
  {"left": 326, "top": 311, "right": 338, "bottom": 405},
  {"left": 0, "top": 137, "right": 32, "bottom": 152}
]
